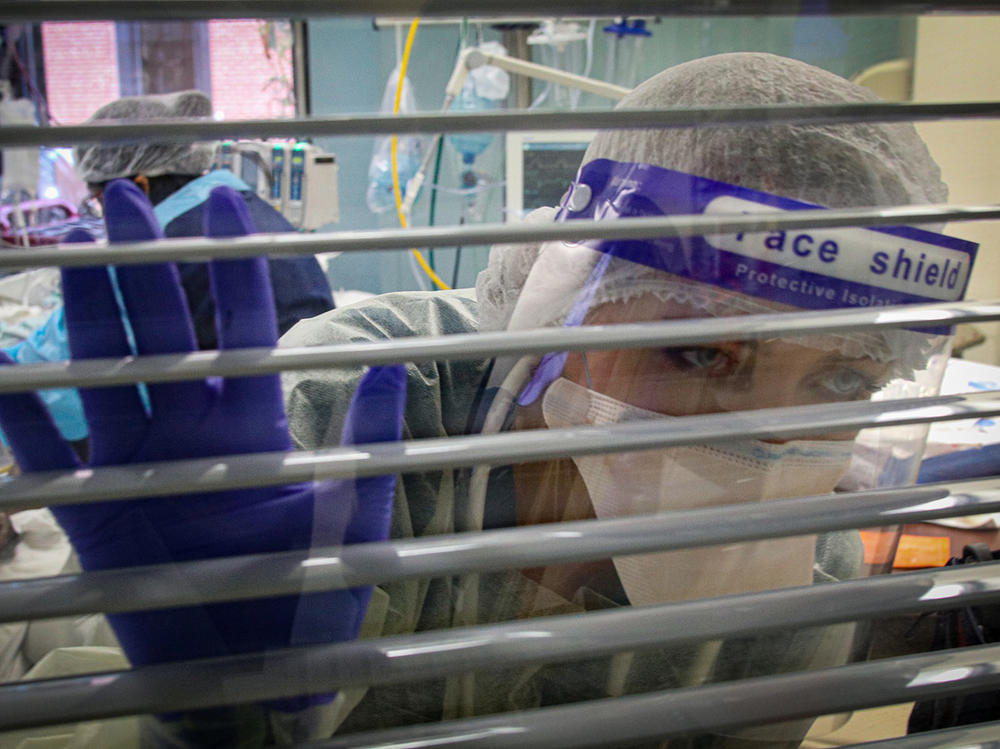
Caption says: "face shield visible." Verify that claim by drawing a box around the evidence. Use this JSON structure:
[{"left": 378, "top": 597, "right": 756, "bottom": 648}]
[
  {"left": 493, "top": 156, "right": 975, "bottom": 478},
  {"left": 462, "top": 158, "right": 977, "bottom": 738},
  {"left": 499, "top": 157, "right": 972, "bottom": 503}
]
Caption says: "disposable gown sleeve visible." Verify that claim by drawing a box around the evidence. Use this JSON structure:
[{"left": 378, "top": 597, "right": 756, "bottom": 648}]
[
  {"left": 281, "top": 290, "right": 488, "bottom": 573},
  {"left": 281, "top": 289, "right": 864, "bottom": 742},
  {"left": 280, "top": 289, "right": 491, "bottom": 724}
]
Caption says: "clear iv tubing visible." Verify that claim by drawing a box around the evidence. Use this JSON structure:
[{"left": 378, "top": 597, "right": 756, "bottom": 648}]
[
  {"left": 391, "top": 18, "right": 453, "bottom": 291},
  {"left": 583, "top": 19, "right": 596, "bottom": 79},
  {"left": 529, "top": 20, "right": 596, "bottom": 110},
  {"left": 457, "top": 352, "right": 538, "bottom": 716},
  {"left": 467, "top": 355, "right": 540, "bottom": 532}
]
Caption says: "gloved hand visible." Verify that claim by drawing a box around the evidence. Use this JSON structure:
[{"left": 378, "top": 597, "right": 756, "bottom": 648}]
[{"left": 0, "top": 181, "right": 405, "bottom": 707}]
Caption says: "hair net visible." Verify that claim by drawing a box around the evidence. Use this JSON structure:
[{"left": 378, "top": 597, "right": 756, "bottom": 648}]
[
  {"left": 476, "top": 53, "right": 949, "bottom": 338},
  {"left": 584, "top": 52, "right": 946, "bottom": 208},
  {"left": 74, "top": 90, "right": 215, "bottom": 183},
  {"left": 464, "top": 58, "right": 961, "bottom": 730}
]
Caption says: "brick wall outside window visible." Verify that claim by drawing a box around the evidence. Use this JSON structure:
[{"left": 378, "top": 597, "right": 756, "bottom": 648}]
[
  {"left": 41, "top": 22, "right": 119, "bottom": 125},
  {"left": 208, "top": 20, "right": 295, "bottom": 121},
  {"left": 42, "top": 20, "right": 294, "bottom": 126}
]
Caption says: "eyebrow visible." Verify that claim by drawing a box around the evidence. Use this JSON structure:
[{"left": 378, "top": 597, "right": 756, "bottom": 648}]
[
  {"left": 816, "top": 354, "right": 894, "bottom": 382},
  {"left": 820, "top": 353, "right": 871, "bottom": 364},
  {"left": 820, "top": 352, "right": 889, "bottom": 365}
]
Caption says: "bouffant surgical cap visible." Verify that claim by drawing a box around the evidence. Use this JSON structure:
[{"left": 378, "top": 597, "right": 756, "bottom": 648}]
[
  {"left": 584, "top": 52, "right": 946, "bottom": 208},
  {"left": 476, "top": 53, "right": 949, "bottom": 336},
  {"left": 74, "top": 90, "right": 215, "bottom": 183}
]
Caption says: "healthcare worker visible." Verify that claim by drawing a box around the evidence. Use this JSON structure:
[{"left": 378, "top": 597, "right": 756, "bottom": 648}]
[
  {"left": 75, "top": 89, "right": 335, "bottom": 349},
  {"left": 1, "top": 90, "right": 334, "bottom": 449},
  {"left": 281, "top": 52, "right": 975, "bottom": 745},
  {"left": 0, "top": 53, "right": 979, "bottom": 748}
]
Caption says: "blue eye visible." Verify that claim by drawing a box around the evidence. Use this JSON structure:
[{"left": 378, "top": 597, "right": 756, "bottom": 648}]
[
  {"left": 821, "top": 369, "right": 877, "bottom": 399},
  {"left": 681, "top": 348, "right": 724, "bottom": 369}
]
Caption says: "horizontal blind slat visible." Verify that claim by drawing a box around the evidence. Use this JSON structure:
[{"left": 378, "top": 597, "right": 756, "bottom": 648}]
[
  {"left": 4, "top": 102, "right": 1000, "bottom": 148},
  {"left": 4, "top": 393, "right": 1000, "bottom": 510},
  {"left": 0, "top": 204, "right": 997, "bottom": 271},
  {"left": 3, "top": 638, "right": 998, "bottom": 737},
  {"left": 6, "top": 478, "right": 999, "bottom": 621}
]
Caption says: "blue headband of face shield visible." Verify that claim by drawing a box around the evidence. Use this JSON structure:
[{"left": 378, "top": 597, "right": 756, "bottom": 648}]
[{"left": 516, "top": 158, "right": 979, "bottom": 406}]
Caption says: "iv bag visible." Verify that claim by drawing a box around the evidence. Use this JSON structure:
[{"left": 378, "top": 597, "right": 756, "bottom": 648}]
[{"left": 366, "top": 67, "right": 429, "bottom": 214}]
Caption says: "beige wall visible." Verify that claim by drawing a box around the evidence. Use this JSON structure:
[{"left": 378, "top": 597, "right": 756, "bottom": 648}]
[{"left": 912, "top": 16, "right": 1000, "bottom": 364}]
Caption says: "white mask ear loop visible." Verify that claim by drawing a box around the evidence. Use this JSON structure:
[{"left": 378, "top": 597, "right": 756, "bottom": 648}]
[
  {"left": 581, "top": 351, "right": 595, "bottom": 391},
  {"left": 455, "top": 353, "right": 538, "bottom": 717},
  {"left": 467, "top": 354, "right": 540, "bottom": 532}
]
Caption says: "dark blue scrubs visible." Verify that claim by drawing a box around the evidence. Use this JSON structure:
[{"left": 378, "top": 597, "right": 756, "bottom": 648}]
[{"left": 164, "top": 190, "right": 334, "bottom": 349}]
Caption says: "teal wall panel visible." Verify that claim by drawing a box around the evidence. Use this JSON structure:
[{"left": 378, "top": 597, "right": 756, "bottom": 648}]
[{"left": 308, "top": 15, "right": 915, "bottom": 297}]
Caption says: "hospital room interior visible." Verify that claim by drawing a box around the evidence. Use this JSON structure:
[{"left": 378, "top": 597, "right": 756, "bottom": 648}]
[{"left": 1, "top": 2, "right": 1000, "bottom": 747}]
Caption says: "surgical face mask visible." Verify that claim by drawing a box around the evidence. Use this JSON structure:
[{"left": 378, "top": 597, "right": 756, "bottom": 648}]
[{"left": 541, "top": 377, "right": 855, "bottom": 606}]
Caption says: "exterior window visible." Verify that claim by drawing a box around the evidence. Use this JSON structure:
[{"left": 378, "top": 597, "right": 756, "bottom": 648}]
[
  {"left": 116, "top": 21, "right": 211, "bottom": 97},
  {"left": 42, "top": 20, "right": 294, "bottom": 125}
]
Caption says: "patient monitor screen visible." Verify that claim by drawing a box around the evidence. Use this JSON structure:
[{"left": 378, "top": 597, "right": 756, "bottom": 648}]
[{"left": 505, "top": 131, "right": 593, "bottom": 221}]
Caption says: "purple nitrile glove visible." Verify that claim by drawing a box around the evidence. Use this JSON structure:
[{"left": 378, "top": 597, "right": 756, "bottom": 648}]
[{"left": 0, "top": 182, "right": 405, "bottom": 713}]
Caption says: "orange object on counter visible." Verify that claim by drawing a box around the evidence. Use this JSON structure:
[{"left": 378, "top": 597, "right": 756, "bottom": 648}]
[
  {"left": 859, "top": 530, "right": 953, "bottom": 569},
  {"left": 858, "top": 529, "right": 899, "bottom": 566},
  {"left": 892, "top": 534, "right": 952, "bottom": 569}
]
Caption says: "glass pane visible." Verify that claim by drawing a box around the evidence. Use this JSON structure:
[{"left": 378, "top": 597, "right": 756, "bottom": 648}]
[{"left": 137, "top": 21, "right": 197, "bottom": 94}]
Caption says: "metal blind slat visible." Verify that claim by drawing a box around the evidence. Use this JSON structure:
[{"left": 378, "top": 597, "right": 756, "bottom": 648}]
[
  {"left": 0, "top": 300, "right": 999, "bottom": 392},
  {"left": 303, "top": 645, "right": 1000, "bottom": 749},
  {"left": 3, "top": 102, "right": 1000, "bottom": 148},
  {"left": 8, "top": 1, "right": 1000, "bottom": 23},
  {"left": 4, "top": 640, "right": 998, "bottom": 739},
  {"left": 4, "top": 393, "right": 1000, "bottom": 510},
  {"left": 2, "top": 569, "right": 1000, "bottom": 731},
  {"left": 7, "top": 479, "right": 999, "bottom": 621},
  {"left": 0, "top": 204, "right": 996, "bottom": 272}
]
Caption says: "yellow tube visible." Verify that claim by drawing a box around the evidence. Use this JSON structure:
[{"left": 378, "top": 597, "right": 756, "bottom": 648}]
[{"left": 391, "top": 18, "right": 452, "bottom": 291}]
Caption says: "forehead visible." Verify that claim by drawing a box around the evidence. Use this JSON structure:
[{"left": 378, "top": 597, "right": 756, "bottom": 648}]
[{"left": 584, "top": 289, "right": 775, "bottom": 329}]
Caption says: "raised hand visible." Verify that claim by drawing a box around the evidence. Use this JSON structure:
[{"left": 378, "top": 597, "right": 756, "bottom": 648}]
[{"left": 0, "top": 181, "right": 405, "bottom": 701}]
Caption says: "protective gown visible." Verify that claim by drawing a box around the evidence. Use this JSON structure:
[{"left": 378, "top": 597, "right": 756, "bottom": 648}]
[{"left": 280, "top": 288, "right": 862, "bottom": 747}]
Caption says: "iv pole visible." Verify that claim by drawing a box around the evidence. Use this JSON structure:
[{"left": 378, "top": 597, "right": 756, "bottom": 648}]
[{"left": 400, "top": 47, "right": 631, "bottom": 216}]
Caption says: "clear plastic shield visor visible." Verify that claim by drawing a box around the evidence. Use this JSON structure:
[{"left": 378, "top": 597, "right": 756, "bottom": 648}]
[
  {"left": 486, "top": 157, "right": 978, "bottom": 603},
  {"left": 511, "top": 158, "right": 978, "bottom": 412},
  {"left": 469, "top": 160, "right": 980, "bottom": 744}
]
